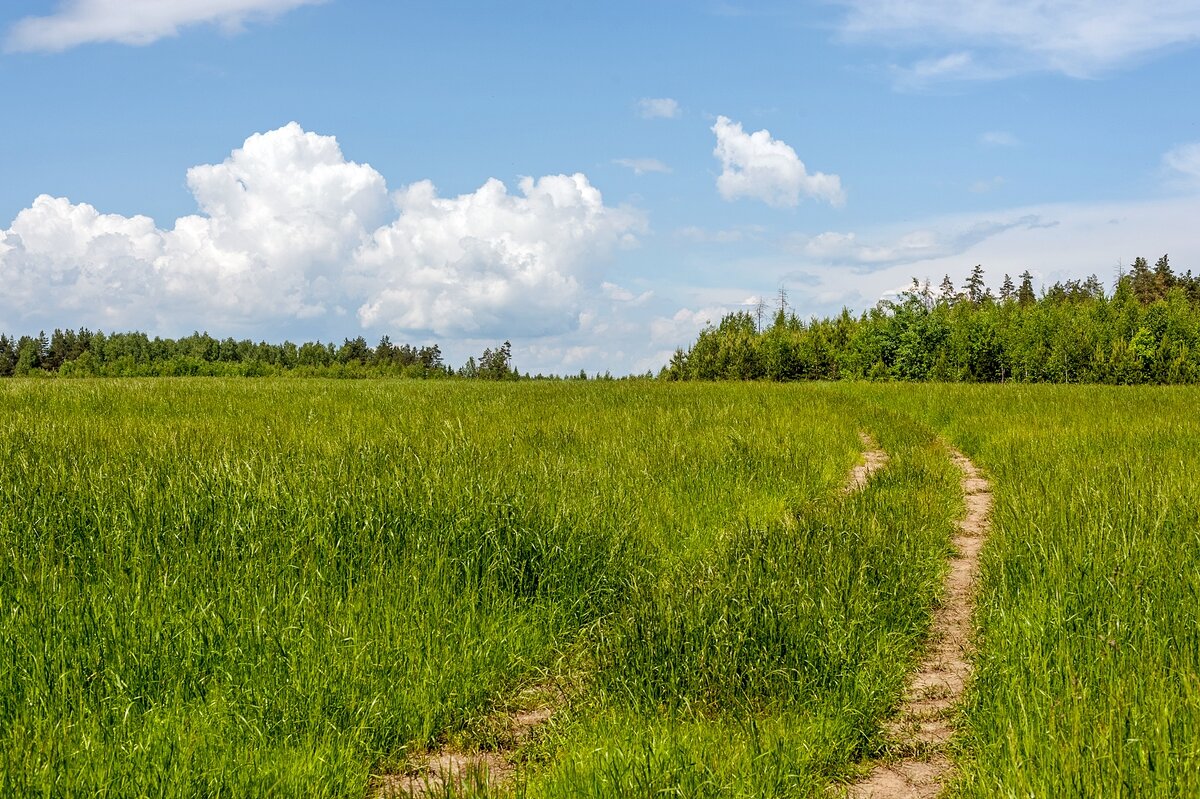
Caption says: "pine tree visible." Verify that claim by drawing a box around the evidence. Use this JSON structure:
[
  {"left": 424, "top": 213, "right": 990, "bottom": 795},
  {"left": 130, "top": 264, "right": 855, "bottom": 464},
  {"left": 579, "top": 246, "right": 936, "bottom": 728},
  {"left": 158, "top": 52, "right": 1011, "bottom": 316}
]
[
  {"left": 478, "top": 341, "right": 513, "bottom": 380},
  {"left": 1130, "top": 256, "right": 1156, "bottom": 304},
  {"left": 965, "top": 264, "right": 987, "bottom": 304},
  {"left": 418, "top": 345, "right": 443, "bottom": 370},
  {"left": 374, "top": 335, "right": 395, "bottom": 365},
  {"left": 337, "top": 336, "right": 371, "bottom": 364},
  {"left": 1153, "top": 254, "right": 1174, "bottom": 298},
  {"left": 46, "top": 329, "right": 72, "bottom": 371},
  {"left": 939, "top": 275, "right": 957, "bottom": 306},
  {"left": 1000, "top": 273, "right": 1016, "bottom": 302},
  {"left": 0, "top": 335, "right": 15, "bottom": 377},
  {"left": 1018, "top": 270, "right": 1036, "bottom": 305}
]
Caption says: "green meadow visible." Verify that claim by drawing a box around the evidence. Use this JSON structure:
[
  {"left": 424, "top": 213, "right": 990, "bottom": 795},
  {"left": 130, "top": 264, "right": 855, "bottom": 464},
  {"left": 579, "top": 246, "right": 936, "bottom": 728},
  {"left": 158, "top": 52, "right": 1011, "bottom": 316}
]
[
  {"left": 843, "top": 384, "right": 1200, "bottom": 797},
  {"left": 1, "top": 379, "right": 1197, "bottom": 796}
]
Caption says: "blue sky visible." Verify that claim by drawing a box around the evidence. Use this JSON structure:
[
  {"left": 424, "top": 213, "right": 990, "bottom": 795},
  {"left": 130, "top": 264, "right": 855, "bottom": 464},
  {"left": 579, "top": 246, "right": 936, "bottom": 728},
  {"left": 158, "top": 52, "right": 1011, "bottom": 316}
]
[{"left": 2, "top": 0, "right": 1200, "bottom": 374}]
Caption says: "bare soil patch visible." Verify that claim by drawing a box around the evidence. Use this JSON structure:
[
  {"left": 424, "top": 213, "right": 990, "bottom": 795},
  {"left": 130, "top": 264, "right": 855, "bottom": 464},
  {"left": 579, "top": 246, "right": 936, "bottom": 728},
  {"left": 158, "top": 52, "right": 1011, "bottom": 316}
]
[
  {"left": 841, "top": 446, "right": 992, "bottom": 798},
  {"left": 373, "top": 682, "right": 562, "bottom": 798},
  {"left": 845, "top": 432, "right": 890, "bottom": 493}
]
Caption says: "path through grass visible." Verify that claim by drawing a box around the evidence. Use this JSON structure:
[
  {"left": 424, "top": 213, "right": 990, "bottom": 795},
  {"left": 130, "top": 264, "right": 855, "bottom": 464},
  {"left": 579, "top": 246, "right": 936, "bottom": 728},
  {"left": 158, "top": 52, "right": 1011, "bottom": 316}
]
[{"left": 842, "top": 384, "right": 1200, "bottom": 797}]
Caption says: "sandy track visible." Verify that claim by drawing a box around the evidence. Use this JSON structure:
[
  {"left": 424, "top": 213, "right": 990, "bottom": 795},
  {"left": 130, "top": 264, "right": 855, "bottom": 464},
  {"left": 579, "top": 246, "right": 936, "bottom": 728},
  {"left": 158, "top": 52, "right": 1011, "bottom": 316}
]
[{"left": 842, "top": 446, "right": 992, "bottom": 799}]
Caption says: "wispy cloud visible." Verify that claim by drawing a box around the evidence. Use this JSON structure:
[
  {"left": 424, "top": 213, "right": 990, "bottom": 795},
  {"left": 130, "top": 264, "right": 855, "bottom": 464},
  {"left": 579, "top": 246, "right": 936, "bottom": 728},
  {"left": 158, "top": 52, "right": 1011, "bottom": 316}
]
[
  {"left": 835, "top": 0, "right": 1200, "bottom": 82},
  {"left": 907, "top": 51, "right": 975, "bottom": 80},
  {"left": 980, "top": 130, "right": 1020, "bottom": 147},
  {"left": 675, "top": 225, "right": 764, "bottom": 244},
  {"left": 797, "top": 214, "right": 1055, "bottom": 269},
  {"left": 636, "top": 97, "right": 681, "bottom": 119},
  {"left": 1164, "top": 142, "right": 1200, "bottom": 185},
  {"left": 601, "top": 281, "right": 653, "bottom": 304},
  {"left": 613, "top": 157, "right": 671, "bottom": 176},
  {"left": 6, "top": 0, "right": 325, "bottom": 52},
  {"left": 969, "top": 176, "right": 1006, "bottom": 193}
]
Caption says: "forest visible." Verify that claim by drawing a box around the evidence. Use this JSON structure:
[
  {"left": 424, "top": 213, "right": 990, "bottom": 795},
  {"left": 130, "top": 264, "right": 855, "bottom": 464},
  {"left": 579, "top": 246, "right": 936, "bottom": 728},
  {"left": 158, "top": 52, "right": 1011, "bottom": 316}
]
[
  {"left": 4, "top": 255, "right": 1200, "bottom": 384},
  {"left": 0, "top": 330, "right": 526, "bottom": 380},
  {"left": 665, "top": 255, "right": 1200, "bottom": 383}
]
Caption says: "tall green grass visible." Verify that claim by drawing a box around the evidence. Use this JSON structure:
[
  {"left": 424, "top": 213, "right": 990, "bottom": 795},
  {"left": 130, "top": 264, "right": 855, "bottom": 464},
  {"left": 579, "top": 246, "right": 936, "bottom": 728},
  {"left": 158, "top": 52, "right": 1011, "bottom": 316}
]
[
  {"left": 845, "top": 384, "right": 1200, "bottom": 796},
  {"left": 523, "top": 401, "right": 961, "bottom": 798},
  {"left": 0, "top": 380, "right": 883, "bottom": 797}
]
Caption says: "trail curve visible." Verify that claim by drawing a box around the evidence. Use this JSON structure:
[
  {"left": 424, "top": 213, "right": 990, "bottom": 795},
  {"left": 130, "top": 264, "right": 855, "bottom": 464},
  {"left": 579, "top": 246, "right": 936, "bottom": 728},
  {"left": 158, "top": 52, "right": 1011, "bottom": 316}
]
[
  {"left": 377, "top": 431, "right": 903, "bottom": 797},
  {"left": 845, "top": 432, "right": 890, "bottom": 494}
]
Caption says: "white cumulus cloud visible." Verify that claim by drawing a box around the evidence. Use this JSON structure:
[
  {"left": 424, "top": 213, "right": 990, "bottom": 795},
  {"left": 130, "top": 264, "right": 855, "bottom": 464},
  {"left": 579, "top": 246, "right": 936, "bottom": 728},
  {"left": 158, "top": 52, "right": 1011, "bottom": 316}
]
[
  {"left": 637, "top": 97, "right": 681, "bottom": 119},
  {"left": 711, "top": 116, "right": 845, "bottom": 208},
  {"left": 1, "top": 197, "right": 167, "bottom": 327},
  {"left": 6, "top": 0, "right": 323, "bottom": 52},
  {"left": 355, "top": 173, "right": 642, "bottom": 337},
  {"left": 837, "top": 0, "right": 1200, "bottom": 81},
  {"left": 0, "top": 123, "right": 642, "bottom": 339}
]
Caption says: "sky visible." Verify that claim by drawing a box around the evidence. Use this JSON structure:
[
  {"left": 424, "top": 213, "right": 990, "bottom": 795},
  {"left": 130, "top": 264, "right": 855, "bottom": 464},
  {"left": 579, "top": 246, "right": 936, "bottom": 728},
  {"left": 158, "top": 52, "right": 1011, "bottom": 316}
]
[{"left": 2, "top": 0, "right": 1199, "bottom": 375}]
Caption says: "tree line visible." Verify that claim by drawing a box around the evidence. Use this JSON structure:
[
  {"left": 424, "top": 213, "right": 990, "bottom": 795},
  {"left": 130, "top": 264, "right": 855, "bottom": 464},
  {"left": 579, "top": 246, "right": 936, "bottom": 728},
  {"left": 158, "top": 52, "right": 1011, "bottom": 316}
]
[
  {"left": 0, "top": 330, "right": 528, "bottom": 380},
  {"left": 663, "top": 255, "right": 1200, "bottom": 384},
  {"left": 9, "top": 254, "right": 1198, "bottom": 384}
]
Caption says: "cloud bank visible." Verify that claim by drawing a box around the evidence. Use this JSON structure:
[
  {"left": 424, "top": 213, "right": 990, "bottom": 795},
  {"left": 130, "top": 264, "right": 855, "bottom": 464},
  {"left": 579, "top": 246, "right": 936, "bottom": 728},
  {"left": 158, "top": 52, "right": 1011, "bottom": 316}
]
[
  {"left": 6, "top": 0, "right": 323, "bottom": 52},
  {"left": 712, "top": 116, "right": 844, "bottom": 208},
  {"left": 0, "top": 123, "right": 641, "bottom": 338}
]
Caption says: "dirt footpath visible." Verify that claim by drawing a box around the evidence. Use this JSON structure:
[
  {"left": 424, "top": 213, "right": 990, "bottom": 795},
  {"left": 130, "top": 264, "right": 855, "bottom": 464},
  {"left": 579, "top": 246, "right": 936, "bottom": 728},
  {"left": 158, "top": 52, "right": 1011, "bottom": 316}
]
[{"left": 843, "top": 446, "right": 992, "bottom": 799}]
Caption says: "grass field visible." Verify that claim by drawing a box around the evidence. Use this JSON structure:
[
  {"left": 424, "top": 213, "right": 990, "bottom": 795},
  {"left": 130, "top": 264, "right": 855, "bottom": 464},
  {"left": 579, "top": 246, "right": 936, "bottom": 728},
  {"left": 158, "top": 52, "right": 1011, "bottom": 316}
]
[
  {"left": 843, "top": 384, "right": 1200, "bottom": 797},
  {"left": 1, "top": 379, "right": 1198, "bottom": 796}
]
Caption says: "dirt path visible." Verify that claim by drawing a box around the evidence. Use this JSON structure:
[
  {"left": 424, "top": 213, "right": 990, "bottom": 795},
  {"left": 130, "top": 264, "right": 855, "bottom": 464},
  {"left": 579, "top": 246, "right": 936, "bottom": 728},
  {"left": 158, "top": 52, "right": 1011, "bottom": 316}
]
[
  {"left": 374, "top": 432, "right": 901, "bottom": 797},
  {"left": 842, "top": 446, "right": 992, "bottom": 799},
  {"left": 373, "top": 681, "right": 562, "bottom": 797},
  {"left": 845, "top": 432, "right": 890, "bottom": 493}
]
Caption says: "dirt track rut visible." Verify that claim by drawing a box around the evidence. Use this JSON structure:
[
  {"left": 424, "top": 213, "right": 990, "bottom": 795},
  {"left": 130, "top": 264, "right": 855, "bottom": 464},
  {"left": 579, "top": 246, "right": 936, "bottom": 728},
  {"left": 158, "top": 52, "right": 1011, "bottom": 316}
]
[{"left": 843, "top": 446, "right": 992, "bottom": 799}]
